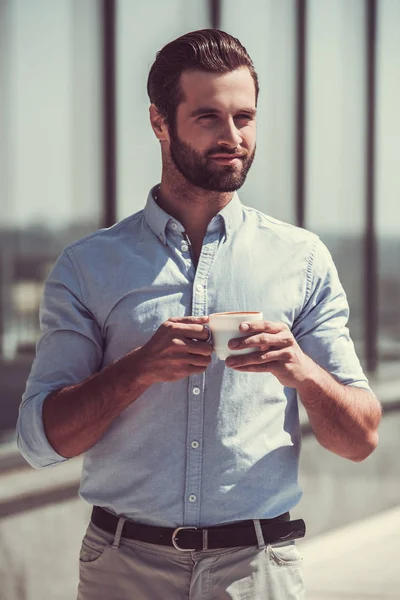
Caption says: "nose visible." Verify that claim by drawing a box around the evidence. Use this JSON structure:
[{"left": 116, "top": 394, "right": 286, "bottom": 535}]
[{"left": 217, "top": 117, "right": 243, "bottom": 149}]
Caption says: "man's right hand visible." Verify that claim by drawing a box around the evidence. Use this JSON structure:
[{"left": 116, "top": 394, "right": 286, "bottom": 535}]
[
  {"left": 41, "top": 316, "right": 212, "bottom": 459},
  {"left": 133, "top": 316, "right": 212, "bottom": 386}
]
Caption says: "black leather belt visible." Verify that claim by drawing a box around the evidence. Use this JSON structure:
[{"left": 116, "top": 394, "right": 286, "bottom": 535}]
[{"left": 91, "top": 506, "right": 306, "bottom": 551}]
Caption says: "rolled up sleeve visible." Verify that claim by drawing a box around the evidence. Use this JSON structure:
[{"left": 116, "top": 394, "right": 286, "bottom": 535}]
[
  {"left": 292, "top": 238, "right": 371, "bottom": 391},
  {"left": 16, "top": 249, "right": 103, "bottom": 469}
]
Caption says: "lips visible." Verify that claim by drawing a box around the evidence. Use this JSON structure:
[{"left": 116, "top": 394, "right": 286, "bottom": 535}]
[
  {"left": 209, "top": 154, "right": 245, "bottom": 160},
  {"left": 209, "top": 154, "right": 245, "bottom": 165}
]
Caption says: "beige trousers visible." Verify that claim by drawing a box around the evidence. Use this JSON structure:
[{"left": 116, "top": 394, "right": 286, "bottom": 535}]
[{"left": 77, "top": 519, "right": 305, "bottom": 600}]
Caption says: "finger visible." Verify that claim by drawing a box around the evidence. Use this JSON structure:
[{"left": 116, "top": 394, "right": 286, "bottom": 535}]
[
  {"left": 225, "top": 351, "right": 267, "bottom": 369},
  {"left": 170, "top": 339, "right": 212, "bottom": 356},
  {"left": 169, "top": 316, "right": 209, "bottom": 324},
  {"left": 187, "top": 354, "right": 212, "bottom": 367},
  {"left": 169, "top": 322, "right": 211, "bottom": 341},
  {"left": 185, "top": 339, "right": 213, "bottom": 356},
  {"left": 226, "top": 348, "right": 291, "bottom": 369},
  {"left": 259, "top": 349, "right": 292, "bottom": 362},
  {"left": 228, "top": 331, "right": 292, "bottom": 350},
  {"left": 230, "top": 364, "right": 276, "bottom": 373},
  {"left": 169, "top": 352, "right": 211, "bottom": 367},
  {"left": 239, "top": 320, "right": 289, "bottom": 334}
]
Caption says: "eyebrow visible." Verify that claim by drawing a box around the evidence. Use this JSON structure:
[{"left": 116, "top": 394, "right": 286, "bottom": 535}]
[{"left": 190, "top": 107, "right": 257, "bottom": 118}]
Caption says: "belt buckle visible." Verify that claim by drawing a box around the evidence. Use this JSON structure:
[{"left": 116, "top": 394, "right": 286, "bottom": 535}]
[{"left": 172, "top": 526, "right": 197, "bottom": 552}]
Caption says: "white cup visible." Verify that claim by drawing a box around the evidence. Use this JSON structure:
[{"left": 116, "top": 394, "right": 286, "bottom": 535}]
[{"left": 208, "top": 311, "right": 264, "bottom": 360}]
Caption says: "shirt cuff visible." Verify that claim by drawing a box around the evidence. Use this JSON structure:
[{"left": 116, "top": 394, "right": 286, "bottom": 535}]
[{"left": 16, "top": 392, "right": 69, "bottom": 469}]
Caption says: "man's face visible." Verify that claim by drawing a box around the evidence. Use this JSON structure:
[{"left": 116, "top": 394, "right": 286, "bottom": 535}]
[{"left": 167, "top": 67, "right": 257, "bottom": 192}]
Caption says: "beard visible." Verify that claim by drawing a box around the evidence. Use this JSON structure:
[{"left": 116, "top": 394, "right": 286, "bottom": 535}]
[{"left": 168, "top": 129, "right": 256, "bottom": 192}]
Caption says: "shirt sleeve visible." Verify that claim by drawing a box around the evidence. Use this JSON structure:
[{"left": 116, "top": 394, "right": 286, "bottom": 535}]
[
  {"left": 16, "top": 249, "right": 104, "bottom": 469},
  {"left": 292, "top": 237, "right": 371, "bottom": 390}
]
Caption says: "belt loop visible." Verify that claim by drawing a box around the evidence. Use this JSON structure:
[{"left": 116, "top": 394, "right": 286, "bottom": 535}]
[
  {"left": 202, "top": 529, "right": 208, "bottom": 550},
  {"left": 111, "top": 517, "right": 126, "bottom": 549},
  {"left": 253, "top": 519, "right": 265, "bottom": 549}
]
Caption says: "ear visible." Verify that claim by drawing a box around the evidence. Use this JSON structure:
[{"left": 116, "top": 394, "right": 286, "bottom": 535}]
[{"left": 149, "top": 104, "right": 169, "bottom": 142}]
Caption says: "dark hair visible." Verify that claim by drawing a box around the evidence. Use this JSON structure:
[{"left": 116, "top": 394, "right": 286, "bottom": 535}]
[{"left": 147, "top": 29, "right": 259, "bottom": 128}]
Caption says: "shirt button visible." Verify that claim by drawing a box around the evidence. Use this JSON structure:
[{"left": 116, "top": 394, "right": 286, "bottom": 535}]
[
  {"left": 159, "top": 234, "right": 164, "bottom": 242},
  {"left": 191, "top": 441, "right": 199, "bottom": 449},
  {"left": 189, "top": 494, "right": 197, "bottom": 503},
  {"left": 181, "top": 243, "right": 189, "bottom": 252},
  {"left": 192, "top": 387, "right": 200, "bottom": 395},
  {"left": 171, "top": 222, "right": 178, "bottom": 230},
  {"left": 196, "top": 283, "right": 204, "bottom": 292}
]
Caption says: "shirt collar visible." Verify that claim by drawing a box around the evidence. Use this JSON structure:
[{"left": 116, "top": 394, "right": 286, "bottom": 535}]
[
  {"left": 143, "top": 186, "right": 172, "bottom": 245},
  {"left": 218, "top": 192, "right": 243, "bottom": 237},
  {"left": 143, "top": 185, "right": 243, "bottom": 244}
]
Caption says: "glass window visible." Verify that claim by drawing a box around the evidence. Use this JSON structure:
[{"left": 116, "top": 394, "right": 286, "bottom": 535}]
[
  {"left": 220, "top": 0, "right": 297, "bottom": 222},
  {"left": 305, "top": 0, "right": 366, "bottom": 356},
  {"left": 0, "top": 0, "right": 102, "bottom": 445},
  {"left": 116, "top": 0, "right": 210, "bottom": 220},
  {"left": 376, "top": 0, "right": 400, "bottom": 367}
]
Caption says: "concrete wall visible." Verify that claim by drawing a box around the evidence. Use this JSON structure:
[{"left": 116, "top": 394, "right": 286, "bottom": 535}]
[
  {"left": 0, "top": 498, "right": 90, "bottom": 600},
  {"left": 0, "top": 458, "right": 89, "bottom": 600}
]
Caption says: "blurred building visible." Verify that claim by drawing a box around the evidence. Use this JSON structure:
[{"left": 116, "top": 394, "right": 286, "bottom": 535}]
[{"left": 0, "top": 0, "right": 399, "bottom": 441}]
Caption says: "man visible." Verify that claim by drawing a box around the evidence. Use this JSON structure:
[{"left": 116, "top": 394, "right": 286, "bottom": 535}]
[{"left": 17, "top": 29, "right": 381, "bottom": 599}]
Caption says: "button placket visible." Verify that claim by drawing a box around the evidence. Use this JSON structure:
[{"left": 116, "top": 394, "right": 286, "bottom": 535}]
[
  {"left": 184, "top": 232, "right": 220, "bottom": 525},
  {"left": 184, "top": 372, "right": 204, "bottom": 524}
]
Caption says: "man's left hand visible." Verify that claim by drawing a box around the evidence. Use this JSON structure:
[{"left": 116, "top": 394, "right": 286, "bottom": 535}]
[{"left": 225, "top": 320, "right": 317, "bottom": 388}]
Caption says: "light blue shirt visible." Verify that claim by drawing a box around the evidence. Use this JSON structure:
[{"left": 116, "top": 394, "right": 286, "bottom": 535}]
[{"left": 17, "top": 186, "right": 371, "bottom": 527}]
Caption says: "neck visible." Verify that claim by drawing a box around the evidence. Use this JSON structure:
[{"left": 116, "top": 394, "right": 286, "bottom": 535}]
[{"left": 155, "top": 175, "right": 233, "bottom": 240}]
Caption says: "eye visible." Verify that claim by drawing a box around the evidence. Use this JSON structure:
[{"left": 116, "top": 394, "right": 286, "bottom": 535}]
[
  {"left": 235, "top": 114, "right": 254, "bottom": 123},
  {"left": 198, "top": 114, "right": 217, "bottom": 122}
]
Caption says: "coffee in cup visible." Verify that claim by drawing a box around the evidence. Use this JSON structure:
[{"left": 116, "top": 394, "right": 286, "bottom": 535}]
[{"left": 208, "top": 311, "right": 264, "bottom": 360}]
